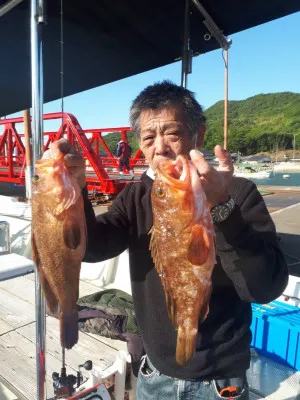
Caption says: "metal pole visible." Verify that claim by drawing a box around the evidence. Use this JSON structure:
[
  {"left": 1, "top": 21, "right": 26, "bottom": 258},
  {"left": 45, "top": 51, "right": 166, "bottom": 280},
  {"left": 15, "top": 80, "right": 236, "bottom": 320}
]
[
  {"left": 224, "top": 49, "right": 228, "bottom": 150},
  {"left": 0, "top": 0, "right": 23, "bottom": 17},
  {"left": 31, "top": 0, "right": 46, "bottom": 399},
  {"left": 181, "top": 0, "right": 191, "bottom": 88}
]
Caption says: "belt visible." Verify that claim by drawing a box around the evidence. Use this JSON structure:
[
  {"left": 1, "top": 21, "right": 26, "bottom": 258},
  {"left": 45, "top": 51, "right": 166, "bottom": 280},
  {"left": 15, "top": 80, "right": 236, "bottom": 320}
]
[
  {"left": 214, "top": 377, "right": 246, "bottom": 397},
  {"left": 141, "top": 356, "right": 246, "bottom": 395}
]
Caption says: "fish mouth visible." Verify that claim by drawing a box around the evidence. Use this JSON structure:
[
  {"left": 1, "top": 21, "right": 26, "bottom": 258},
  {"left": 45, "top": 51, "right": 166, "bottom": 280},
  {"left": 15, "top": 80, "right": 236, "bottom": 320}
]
[{"left": 156, "top": 155, "right": 190, "bottom": 187}]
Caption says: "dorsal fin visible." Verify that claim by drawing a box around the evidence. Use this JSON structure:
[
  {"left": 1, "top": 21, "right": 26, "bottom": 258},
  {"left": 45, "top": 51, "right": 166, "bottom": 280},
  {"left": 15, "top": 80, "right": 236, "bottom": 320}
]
[{"left": 149, "top": 227, "right": 177, "bottom": 327}]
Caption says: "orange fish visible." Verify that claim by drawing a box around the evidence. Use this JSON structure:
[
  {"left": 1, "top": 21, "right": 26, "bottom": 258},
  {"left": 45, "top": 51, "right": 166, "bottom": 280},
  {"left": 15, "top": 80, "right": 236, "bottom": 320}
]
[
  {"left": 31, "top": 150, "right": 86, "bottom": 349},
  {"left": 150, "top": 155, "right": 216, "bottom": 366}
]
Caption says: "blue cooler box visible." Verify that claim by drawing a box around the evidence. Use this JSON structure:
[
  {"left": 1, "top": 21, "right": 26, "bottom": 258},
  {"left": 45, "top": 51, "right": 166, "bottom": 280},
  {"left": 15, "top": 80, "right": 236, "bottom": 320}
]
[{"left": 251, "top": 300, "right": 300, "bottom": 370}]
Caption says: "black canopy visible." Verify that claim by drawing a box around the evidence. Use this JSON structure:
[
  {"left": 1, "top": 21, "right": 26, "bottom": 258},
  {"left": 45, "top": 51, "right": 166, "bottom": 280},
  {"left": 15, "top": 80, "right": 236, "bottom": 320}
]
[{"left": 1, "top": 0, "right": 299, "bottom": 117}]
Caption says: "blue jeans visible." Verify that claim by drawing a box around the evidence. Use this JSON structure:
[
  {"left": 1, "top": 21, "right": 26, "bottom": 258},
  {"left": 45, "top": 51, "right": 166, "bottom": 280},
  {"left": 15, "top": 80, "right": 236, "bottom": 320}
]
[{"left": 136, "top": 356, "right": 249, "bottom": 400}]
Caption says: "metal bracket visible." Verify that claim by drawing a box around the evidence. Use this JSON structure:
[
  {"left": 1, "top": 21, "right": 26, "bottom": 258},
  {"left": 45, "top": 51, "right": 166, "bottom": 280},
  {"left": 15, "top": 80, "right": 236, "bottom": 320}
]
[
  {"left": 0, "top": 0, "right": 24, "bottom": 17},
  {"left": 191, "top": 0, "right": 232, "bottom": 50}
]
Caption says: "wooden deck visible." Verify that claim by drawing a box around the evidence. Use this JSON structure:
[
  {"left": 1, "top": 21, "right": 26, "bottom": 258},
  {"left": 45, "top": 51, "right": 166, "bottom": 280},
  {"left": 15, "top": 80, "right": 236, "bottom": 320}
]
[{"left": 0, "top": 273, "right": 127, "bottom": 400}]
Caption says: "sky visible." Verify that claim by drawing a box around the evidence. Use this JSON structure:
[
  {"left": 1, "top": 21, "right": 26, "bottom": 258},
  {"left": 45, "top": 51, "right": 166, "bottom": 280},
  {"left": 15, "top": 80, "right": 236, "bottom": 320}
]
[{"left": 6, "top": 11, "right": 300, "bottom": 132}]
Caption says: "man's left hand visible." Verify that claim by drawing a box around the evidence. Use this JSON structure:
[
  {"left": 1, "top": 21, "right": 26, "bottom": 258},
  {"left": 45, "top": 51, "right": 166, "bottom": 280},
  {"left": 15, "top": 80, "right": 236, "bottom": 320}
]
[{"left": 190, "top": 145, "right": 233, "bottom": 209}]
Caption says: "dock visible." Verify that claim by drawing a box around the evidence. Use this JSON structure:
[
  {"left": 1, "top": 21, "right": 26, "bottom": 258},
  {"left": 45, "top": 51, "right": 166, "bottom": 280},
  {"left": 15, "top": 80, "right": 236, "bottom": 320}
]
[
  {"left": 259, "top": 187, "right": 300, "bottom": 277},
  {"left": 0, "top": 274, "right": 127, "bottom": 400}
]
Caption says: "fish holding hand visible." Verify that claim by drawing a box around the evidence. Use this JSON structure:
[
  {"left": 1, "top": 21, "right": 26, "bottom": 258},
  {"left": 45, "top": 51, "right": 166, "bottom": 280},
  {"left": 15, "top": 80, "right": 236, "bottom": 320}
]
[
  {"left": 31, "top": 145, "right": 86, "bottom": 349},
  {"left": 150, "top": 155, "right": 216, "bottom": 366}
]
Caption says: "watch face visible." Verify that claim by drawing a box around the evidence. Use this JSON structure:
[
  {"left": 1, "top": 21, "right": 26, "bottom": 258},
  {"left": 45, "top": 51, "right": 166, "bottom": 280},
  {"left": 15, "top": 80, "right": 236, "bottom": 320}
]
[{"left": 212, "top": 205, "right": 230, "bottom": 222}]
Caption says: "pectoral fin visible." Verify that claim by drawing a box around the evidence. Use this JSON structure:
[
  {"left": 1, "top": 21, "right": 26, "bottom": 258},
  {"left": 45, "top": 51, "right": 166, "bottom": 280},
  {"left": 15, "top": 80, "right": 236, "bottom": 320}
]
[
  {"left": 63, "top": 216, "right": 81, "bottom": 249},
  {"left": 187, "top": 224, "right": 210, "bottom": 265},
  {"left": 149, "top": 227, "right": 177, "bottom": 327}
]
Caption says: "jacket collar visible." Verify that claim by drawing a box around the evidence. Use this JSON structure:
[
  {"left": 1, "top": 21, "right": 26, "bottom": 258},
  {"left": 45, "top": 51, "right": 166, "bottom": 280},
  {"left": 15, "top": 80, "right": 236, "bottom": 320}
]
[{"left": 141, "top": 168, "right": 155, "bottom": 188}]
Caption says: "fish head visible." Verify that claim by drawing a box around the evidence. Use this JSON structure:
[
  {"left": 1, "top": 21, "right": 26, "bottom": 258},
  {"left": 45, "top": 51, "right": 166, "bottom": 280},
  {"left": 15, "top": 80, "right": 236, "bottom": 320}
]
[
  {"left": 152, "top": 155, "right": 202, "bottom": 232},
  {"left": 32, "top": 154, "right": 81, "bottom": 216}
]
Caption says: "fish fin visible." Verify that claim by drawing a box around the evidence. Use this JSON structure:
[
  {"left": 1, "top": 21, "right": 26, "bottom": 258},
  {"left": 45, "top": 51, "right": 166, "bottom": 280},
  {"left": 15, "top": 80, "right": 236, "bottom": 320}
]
[
  {"left": 60, "top": 309, "right": 78, "bottom": 349},
  {"left": 63, "top": 216, "right": 81, "bottom": 249},
  {"left": 32, "top": 233, "right": 59, "bottom": 315},
  {"left": 187, "top": 224, "right": 210, "bottom": 265},
  {"left": 199, "top": 284, "right": 212, "bottom": 323},
  {"left": 176, "top": 325, "right": 197, "bottom": 366},
  {"left": 149, "top": 227, "right": 177, "bottom": 327}
]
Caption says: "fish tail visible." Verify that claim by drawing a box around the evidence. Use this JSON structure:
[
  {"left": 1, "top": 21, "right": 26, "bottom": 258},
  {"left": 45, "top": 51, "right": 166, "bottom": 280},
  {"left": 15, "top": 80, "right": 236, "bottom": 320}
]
[
  {"left": 60, "top": 310, "right": 78, "bottom": 349},
  {"left": 176, "top": 325, "right": 197, "bottom": 366}
]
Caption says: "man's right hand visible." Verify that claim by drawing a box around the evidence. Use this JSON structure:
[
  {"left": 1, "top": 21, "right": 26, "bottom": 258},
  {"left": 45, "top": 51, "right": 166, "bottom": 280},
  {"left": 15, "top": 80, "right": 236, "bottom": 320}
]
[{"left": 42, "top": 138, "right": 86, "bottom": 189}]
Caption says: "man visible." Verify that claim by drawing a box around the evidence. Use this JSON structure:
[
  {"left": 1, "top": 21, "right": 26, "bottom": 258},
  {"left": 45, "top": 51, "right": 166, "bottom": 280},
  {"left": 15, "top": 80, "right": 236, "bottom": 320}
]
[
  {"left": 53, "top": 81, "right": 288, "bottom": 399},
  {"left": 116, "top": 139, "right": 135, "bottom": 180}
]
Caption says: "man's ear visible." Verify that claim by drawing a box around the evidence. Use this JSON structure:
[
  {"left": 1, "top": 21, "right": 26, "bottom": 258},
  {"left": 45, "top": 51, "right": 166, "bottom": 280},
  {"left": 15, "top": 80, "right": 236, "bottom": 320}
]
[{"left": 196, "top": 124, "right": 206, "bottom": 148}]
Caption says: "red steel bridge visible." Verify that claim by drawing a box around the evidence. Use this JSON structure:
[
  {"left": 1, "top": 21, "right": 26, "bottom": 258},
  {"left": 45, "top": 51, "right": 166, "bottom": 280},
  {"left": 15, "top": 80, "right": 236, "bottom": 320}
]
[{"left": 0, "top": 112, "right": 147, "bottom": 200}]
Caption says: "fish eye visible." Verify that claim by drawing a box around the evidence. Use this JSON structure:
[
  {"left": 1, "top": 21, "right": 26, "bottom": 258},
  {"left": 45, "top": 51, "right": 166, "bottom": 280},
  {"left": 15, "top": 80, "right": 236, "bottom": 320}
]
[
  {"left": 155, "top": 187, "right": 165, "bottom": 198},
  {"left": 32, "top": 175, "right": 39, "bottom": 184}
]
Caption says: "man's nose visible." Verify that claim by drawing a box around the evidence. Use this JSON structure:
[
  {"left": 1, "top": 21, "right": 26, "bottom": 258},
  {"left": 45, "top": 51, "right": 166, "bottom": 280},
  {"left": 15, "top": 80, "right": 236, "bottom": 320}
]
[{"left": 154, "top": 136, "right": 169, "bottom": 155}]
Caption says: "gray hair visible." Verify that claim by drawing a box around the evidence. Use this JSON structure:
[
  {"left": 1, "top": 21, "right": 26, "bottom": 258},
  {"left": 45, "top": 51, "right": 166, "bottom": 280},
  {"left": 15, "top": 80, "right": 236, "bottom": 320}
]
[{"left": 129, "top": 80, "right": 206, "bottom": 140}]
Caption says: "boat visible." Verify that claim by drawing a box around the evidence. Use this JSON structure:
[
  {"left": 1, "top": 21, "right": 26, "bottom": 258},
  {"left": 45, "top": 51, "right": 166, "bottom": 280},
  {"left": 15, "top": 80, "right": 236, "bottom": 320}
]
[
  {"left": 274, "top": 161, "right": 300, "bottom": 172},
  {"left": 234, "top": 164, "right": 273, "bottom": 179}
]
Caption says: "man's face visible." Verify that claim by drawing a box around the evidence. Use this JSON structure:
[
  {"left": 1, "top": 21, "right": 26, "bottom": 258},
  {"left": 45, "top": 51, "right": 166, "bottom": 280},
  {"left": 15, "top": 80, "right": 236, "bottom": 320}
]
[{"left": 139, "top": 106, "right": 201, "bottom": 171}]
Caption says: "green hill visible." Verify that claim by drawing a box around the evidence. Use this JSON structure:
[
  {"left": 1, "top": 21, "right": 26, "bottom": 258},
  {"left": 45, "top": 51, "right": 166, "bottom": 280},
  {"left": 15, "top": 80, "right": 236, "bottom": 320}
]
[
  {"left": 99, "top": 92, "right": 300, "bottom": 157},
  {"left": 204, "top": 92, "right": 300, "bottom": 155}
]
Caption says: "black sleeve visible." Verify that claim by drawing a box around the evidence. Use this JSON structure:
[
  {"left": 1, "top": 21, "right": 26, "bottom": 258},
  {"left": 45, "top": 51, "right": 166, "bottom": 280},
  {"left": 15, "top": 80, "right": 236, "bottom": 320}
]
[
  {"left": 215, "top": 179, "right": 288, "bottom": 304},
  {"left": 81, "top": 185, "right": 131, "bottom": 262}
]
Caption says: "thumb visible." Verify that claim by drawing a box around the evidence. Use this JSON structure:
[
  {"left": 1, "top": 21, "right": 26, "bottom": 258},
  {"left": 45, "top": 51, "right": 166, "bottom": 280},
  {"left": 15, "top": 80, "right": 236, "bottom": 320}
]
[{"left": 214, "top": 145, "right": 232, "bottom": 171}]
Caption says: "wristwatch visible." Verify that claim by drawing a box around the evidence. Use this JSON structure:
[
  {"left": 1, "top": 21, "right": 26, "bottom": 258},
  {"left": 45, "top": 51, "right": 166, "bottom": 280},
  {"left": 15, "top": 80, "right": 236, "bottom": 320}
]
[{"left": 210, "top": 196, "right": 235, "bottom": 223}]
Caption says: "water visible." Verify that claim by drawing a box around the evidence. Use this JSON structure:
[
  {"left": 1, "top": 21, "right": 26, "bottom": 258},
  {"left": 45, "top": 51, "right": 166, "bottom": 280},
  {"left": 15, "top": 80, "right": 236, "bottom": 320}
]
[{"left": 249, "top": 171, "right": 300, "bottom": 186}]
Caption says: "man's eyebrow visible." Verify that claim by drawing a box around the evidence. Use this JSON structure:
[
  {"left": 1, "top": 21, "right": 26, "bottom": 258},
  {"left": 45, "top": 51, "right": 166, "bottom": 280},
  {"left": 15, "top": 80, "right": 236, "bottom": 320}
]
[
  {"left": 141, "top": 127, "right": 156, "bottom": 135},
  {"left": 141, "top": 122, "right": 182, "bottom": 134},
  {"left": 162, "top": 122, "right": 182, "bottom": 131}
]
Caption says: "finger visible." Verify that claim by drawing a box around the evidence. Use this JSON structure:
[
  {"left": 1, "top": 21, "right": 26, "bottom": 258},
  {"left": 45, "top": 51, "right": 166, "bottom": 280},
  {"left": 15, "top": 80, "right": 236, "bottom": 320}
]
[
  {"left": 214, "top": 145, "right": 233, "bottom": 172},
  {"left": 64, "top": 154, "right": 85, "bottom": 168},
  {"left": 49, "top": 139, "right": 73, "bottom": 157},
  {"left": 190, "top": 149, "right": 211, "bottom": 175},
  {"left": 42, "top": 149, "right": 52, "bottom": 160}
]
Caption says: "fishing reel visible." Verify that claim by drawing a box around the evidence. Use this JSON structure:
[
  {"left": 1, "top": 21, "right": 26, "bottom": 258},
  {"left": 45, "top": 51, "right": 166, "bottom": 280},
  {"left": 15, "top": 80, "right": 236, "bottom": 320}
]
[
  {"left": 51, "top": 349, "right": 129, "bottom": 400},
  {"left": 52, "top": 366, "right": 77, "bottom": 398},
  {"left": 52, "top": 360, "right": 92, "bottom": 398},
  {"left": 52, "top": 359, "right": 111, "bottom": 400}
]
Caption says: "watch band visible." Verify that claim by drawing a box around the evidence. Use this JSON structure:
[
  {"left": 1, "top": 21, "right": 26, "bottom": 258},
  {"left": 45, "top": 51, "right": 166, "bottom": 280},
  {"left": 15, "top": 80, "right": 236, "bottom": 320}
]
[
  {"left": 211, "top": 196, "right": 235, "bottom": 223},
  {"left": 223, "top": 196, "right": 235, "bottom": 212}
]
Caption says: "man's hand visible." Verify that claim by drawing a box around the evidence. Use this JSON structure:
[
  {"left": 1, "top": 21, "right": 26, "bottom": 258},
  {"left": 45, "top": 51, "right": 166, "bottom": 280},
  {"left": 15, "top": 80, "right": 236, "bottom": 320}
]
[
  {"left": 42, "top": 138, "right": 86, "bottom": 189},
  {"left": 190, "top": 145, "right": 233, "bottom": 209}
]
